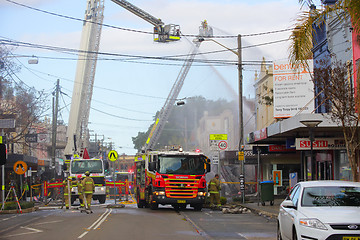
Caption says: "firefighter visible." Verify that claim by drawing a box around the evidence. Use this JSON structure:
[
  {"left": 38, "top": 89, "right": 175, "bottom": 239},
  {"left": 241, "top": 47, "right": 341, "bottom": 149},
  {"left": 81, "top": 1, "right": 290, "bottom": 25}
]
[
  {"left": 208, "top": 174, "right": 221, "bottom": 208},
  {"left": 77, "top": 175, "right": 84, "bottom": 208},
  {"left": 63, "top": 176, "right": 73, "bottom": 209},
  {"left": 81, "top": 171, "right": 95, "bottom": 210}
]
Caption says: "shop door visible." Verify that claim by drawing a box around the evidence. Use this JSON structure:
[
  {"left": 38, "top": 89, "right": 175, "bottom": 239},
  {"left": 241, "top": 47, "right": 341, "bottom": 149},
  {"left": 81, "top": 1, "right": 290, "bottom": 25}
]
[
  {"left": 316, "top": 152, "right": 333, "bottom": 180},
  {"left": 317, "top": 161, "right": 332, "bottom": 180}
]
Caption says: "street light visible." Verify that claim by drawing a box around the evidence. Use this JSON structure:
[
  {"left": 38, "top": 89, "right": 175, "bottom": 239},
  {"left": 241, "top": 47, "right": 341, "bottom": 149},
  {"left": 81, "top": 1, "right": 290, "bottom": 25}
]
[{"left": 300, "top": 120, "right": 322, "bottom": 180}]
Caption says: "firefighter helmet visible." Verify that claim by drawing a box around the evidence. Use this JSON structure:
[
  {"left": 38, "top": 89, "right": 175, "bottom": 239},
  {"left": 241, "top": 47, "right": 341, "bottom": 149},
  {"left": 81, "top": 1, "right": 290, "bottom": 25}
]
[{"left": 85, "top": 171, "right": 90, "bottom": 176}]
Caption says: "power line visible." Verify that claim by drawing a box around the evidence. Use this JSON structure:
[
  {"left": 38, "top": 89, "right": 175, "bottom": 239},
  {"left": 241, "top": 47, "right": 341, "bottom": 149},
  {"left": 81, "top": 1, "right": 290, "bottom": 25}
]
[
  {"left": 1, "top": 38, "right": 283, "bottom": 66},
  {"left": 90, "top": 107, "right": 153, "bottom": 122},
  {"left": 4, "top": 0, "right": 294, "bottom": 39}
]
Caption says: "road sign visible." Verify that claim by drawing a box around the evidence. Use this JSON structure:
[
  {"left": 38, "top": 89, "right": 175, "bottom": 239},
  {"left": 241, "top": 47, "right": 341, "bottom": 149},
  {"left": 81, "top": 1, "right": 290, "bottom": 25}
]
[
  {"left": 212, "top": 154, "right": 219, "bottom": 164},
  {"left": 209, "top": 134, "right": 227, "bottom": 140},
  {"left": 108, "top": 150, "right": 118, "bottom": 162},
  {"left": 238, "top": 151, "right": 244, "bottom": 161},
  {"left": 14, "top": 161, "right": 27, "bottom": 175},
  {"left": 218, "top": 140, "right": 228, "bottom": 150},
  {"left": 239, "top": 174, "right": 245, "bottom": 190}
]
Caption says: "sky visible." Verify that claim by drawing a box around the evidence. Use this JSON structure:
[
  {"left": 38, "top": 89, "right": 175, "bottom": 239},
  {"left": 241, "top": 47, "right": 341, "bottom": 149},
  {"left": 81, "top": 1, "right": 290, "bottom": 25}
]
[{"left": 0, "top": 0, "right": 319, "bottom": 156}]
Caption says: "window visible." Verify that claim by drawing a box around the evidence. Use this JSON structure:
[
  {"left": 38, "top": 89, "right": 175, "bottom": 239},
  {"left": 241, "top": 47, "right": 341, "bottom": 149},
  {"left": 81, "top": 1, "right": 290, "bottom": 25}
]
[{"left": 302, "top": 186, "right": 360, "bottom": 207}]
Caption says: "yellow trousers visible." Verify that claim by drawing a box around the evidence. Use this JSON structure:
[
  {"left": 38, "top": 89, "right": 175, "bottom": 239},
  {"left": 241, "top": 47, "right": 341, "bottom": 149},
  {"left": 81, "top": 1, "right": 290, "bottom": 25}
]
[{"left": 84, "top": 193, "right": 93, "bottom": 209}]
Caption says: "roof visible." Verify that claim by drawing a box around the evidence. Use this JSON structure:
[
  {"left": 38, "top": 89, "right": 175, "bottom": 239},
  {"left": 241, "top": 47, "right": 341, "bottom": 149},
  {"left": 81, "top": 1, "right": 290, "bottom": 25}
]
[
  {"left": 248, "top": 113, "right": 344, "bottom": 145},
  {"left": 297, "top": 180, "right": 360, "bottom": 188}
]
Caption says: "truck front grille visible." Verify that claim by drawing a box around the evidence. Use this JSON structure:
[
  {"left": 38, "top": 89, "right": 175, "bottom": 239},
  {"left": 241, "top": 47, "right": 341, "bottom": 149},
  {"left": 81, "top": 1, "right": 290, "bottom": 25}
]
[{"left": 164, "top": 178, "right": 199, "bottom": 198}]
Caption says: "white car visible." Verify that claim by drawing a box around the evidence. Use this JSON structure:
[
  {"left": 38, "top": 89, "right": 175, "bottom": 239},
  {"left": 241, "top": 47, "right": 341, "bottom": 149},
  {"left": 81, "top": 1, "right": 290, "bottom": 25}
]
[{"left": 277, "top": 180, "right": 360, "bottom": 240}]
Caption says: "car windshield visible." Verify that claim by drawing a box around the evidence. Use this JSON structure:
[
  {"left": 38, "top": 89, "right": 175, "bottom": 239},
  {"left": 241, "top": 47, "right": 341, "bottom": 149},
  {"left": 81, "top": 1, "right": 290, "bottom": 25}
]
[
  {"left": 302, "top": 186, "right": 360, "bottom": 207},
  {"left": 158, "top": 155, "right": 206, "bottom": 175},
  {"left": 70, "top": 160, "right": 103, "bottom": 174}
]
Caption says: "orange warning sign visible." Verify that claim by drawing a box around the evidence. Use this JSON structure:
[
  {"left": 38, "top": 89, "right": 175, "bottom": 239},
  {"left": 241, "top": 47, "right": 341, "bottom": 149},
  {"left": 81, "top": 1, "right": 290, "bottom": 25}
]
[{"left": 14, "top": 161, "right": 27, "bottom": 175}]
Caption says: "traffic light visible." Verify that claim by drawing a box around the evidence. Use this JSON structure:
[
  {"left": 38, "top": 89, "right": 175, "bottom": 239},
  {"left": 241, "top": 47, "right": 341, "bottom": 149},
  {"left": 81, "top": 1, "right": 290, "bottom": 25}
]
[{"left": 0, "top": 144, "right": 7, "bottom": 165}]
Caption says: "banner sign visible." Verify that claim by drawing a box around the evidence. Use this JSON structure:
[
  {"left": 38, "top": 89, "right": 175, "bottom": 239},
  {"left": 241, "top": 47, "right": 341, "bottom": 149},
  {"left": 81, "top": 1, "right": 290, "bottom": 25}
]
[{"left": 273, "top": 60, "right": 314, "bottom": 118}]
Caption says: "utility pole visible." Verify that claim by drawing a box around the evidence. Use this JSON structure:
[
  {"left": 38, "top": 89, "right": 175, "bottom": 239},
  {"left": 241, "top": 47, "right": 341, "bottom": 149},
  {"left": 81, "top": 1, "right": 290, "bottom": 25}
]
[
  {"left": 237, "top": 34, "right": 245, "bottom": 203},
  {"left": 238, "top": 34, "right": 243, "bottom": 148},
  {"left": 51, "top": 79, "right": 60, "bottom": 179}
]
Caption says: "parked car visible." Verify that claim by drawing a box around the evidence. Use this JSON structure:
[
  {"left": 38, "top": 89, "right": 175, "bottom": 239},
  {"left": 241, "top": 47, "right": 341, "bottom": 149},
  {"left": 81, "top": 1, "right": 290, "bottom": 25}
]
[{"left": 277, "top": 180, "right": 360, "bottom": 240}]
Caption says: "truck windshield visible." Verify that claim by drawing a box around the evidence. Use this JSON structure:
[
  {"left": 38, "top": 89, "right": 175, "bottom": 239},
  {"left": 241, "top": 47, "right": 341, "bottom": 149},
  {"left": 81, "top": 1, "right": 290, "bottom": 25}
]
[
  {"left": 158, "top": 155, "right": 205, "bottom": 175},
  {"left": 71, "top": 160, "right": 103, "bottom": 174}
]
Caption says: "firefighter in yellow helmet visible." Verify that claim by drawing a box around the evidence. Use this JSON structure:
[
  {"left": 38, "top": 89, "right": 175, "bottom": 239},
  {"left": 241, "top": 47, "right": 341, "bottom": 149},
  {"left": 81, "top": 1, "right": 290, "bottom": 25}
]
[
  {"left": 63, "top": 176, "right": 73, "bottom": 209},
  {"left": 81, "top": 171, "right": 95, "bottom": 210},
  {"left": 208, "top": 174, "right": 221, "bottom": 208},
  {"left": 76, "top": 175, "right": 85, "bottom": 208}
]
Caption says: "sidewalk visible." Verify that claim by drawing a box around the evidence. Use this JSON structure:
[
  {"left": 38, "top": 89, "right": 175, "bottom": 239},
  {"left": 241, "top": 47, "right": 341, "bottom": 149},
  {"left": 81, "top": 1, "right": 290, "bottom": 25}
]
[{"left": 238, "top": 197, "right": 284, "bottom": 219}]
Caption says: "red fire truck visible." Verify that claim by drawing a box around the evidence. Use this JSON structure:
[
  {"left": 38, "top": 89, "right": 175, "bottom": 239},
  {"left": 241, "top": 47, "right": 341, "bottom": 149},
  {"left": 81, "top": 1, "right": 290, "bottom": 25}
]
[{"left": 134, "top": 147, "right": 210, "bottom": 210}]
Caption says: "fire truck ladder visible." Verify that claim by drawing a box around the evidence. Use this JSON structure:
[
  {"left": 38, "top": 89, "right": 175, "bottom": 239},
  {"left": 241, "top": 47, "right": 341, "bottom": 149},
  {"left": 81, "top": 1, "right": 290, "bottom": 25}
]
[
  {"left": 64, "top": 0, "right": 104, "bottom": 159},
  {"left": 111, "top": 0, "right": 180, "bottom": 42},
  {"left": 144, "top": 21, "right": 213, "bottom": 151}
]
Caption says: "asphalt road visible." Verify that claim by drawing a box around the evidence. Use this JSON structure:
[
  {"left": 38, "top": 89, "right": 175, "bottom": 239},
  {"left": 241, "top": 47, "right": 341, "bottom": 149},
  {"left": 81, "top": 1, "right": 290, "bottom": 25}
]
[{"left": 0, "top": 200, "right": 276, "bottom": 240}]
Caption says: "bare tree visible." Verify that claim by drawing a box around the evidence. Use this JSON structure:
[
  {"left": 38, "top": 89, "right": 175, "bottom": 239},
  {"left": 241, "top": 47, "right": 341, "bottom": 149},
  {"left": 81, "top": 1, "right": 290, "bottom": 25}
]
[
  {"left": 0, "top": 45, "right": 50, "bottom": 152},
  {"left": 314, "top": 60, "right": 360, "bottom": 181}
]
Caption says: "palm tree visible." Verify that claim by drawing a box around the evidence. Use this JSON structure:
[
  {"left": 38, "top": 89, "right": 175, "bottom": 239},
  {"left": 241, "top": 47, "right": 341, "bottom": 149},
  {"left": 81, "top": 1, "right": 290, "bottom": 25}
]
[
  {"left": 289, "top": 0, "right": 360, "bottom": 66},
  {"left": 289, "top": 0, "right": 360, "bottom": 181}
]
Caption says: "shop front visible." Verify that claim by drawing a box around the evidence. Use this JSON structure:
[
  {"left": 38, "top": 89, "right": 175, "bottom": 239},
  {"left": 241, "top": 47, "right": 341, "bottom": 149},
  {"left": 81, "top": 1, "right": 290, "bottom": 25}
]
[{"left": 297, "top": 138, "right": 351, "bottom": 181}]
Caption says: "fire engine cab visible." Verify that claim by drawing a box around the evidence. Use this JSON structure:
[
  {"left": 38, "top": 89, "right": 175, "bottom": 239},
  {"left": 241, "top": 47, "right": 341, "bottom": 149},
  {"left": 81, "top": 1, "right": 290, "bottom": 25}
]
[{"left": 134, "top": 147, "right": 210, "bottom": 210}]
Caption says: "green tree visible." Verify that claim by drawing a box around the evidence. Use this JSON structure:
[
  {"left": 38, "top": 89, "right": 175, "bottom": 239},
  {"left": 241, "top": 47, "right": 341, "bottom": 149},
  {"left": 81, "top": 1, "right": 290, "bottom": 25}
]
[
  {"left": 290, "top": 1, "right": 360, "bottom": 181},
  {"left": 132, "top": 96, "right": 237, "bottom": 152},
  {"left": 290, "top": 0, "right": 360, "bottom": 66}
]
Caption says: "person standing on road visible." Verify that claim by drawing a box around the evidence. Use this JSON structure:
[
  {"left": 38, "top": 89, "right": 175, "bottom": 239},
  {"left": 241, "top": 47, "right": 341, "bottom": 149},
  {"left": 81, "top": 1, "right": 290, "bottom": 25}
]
[
  {"left": 63, "top": 176, "right": 73, "bottom": 209},
  {"left": 81, "top": 171, "right": 95, "bottom": 210},
  {"left": 208, "top": 174, "right": 221, "bottom": 208},
  {"left": 76, "top": 175, "right": 85, "bottom": 208}
]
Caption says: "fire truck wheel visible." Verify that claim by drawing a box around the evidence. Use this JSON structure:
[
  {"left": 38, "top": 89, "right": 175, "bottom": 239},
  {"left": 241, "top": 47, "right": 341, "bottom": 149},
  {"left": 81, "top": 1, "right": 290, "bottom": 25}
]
[
  {"left": 149, "top": 194, "right": 158, "bottom": 210},
  {"left": 193, "top": 204, "right": 203, "bottom": 211},
  {"left": 71, "top": 196, "right": 76, "bottom": 205},
  {"left": 98, "top": 195, "right": 106, "bottom": 204},
  {"left": 136, "top": 189, "right": 145, "bottom": 208}
]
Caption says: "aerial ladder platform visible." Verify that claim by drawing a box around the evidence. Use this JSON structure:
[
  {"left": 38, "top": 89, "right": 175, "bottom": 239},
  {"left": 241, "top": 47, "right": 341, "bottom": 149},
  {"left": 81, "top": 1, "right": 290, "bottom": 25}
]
[
  {"left": 65, "top": 0, "right": 182, "bottom": 159},
  {"left": 144, "top": 21, "right": 213, "bottom": 151}
]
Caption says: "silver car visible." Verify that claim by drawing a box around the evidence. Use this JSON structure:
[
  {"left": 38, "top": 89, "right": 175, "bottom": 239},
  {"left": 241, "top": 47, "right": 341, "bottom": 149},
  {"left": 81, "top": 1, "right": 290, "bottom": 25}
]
[{"left": 277, "top": 180, "right": 360, "bottom": 240}]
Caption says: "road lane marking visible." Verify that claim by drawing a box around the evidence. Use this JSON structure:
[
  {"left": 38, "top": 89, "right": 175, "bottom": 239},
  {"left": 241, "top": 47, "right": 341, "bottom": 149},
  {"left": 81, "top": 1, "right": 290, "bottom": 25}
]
[
  {"left": 93, "top": 208, "right": 112, "bottom": 229},
  {"left": 78, "top": 231, "right": 89, "bottom": 239},
  {"left": 0, "top": 226, "right": 43, "bottom": 238},
  {"left": 87, "top": 208, "right": 109, "bottom": 230},
  {"left": 237, "top": 232, "right": 247, "bottom": 239},
  {"left": 78, "top": 208, "right": 112, "bottom": 239}
]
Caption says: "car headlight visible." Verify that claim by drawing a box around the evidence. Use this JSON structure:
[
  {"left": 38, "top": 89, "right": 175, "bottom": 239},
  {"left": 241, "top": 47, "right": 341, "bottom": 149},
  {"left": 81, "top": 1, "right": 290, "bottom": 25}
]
[
  {"left": 100, "top": 187, "right": 105, "bottom": 191},
  {"left": 299, "top": 218, "right": 327, "bottom": 230},
  {"left": 197, "top": 192, "right": 206, "bottom": 196},
  {"left": 71, "top": 187, "right": 75, "bottom": 192}
]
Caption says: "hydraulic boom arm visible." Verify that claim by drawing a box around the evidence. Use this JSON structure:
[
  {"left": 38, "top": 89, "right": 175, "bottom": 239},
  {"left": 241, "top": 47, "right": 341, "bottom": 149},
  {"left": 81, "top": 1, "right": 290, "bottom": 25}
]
[
  {"left": 144, "top": 21, "right": 213, "bottom": 150},
  {"left": 111, "top": 0, "right": 180, "bottom": 42}
]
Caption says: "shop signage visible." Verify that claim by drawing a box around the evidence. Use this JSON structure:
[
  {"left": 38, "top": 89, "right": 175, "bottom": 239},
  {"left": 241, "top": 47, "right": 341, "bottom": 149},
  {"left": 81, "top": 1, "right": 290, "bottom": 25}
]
[
  {"left": 254, "top": 128, "right": 267, "bottom": 141},
  {"left": 25, "top": 134, "right": 37, "bottom": 143},
  {"left": 296, "top": 138, "right": 346, "bottom": 150},
  {"left": 268, "top": 145, "right": 296, "bottom": 153}
]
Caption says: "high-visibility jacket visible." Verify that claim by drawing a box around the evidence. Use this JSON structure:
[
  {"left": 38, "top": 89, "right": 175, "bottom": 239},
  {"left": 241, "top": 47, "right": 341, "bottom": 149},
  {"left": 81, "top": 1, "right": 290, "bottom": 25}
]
[
  {"left": 63, "top": 179, "right": 73, "bottom": 194},
  {"left": 208, "top": 177, "right": 221, "bottom": 193},
  {"left": 77, "top": 180, "right": 83, "bottom": 194},
  {"left": 81, "top": 177, "right": 95, "bottom": 194}
]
